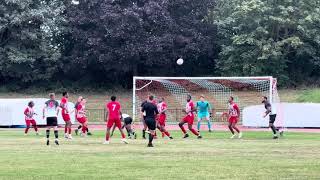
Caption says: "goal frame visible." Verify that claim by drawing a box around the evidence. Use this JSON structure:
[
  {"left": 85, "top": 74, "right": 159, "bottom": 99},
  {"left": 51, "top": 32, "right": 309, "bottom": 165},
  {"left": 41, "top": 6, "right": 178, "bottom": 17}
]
[{"left": 133, "top": 76, "right": 274, "bottom": 121}]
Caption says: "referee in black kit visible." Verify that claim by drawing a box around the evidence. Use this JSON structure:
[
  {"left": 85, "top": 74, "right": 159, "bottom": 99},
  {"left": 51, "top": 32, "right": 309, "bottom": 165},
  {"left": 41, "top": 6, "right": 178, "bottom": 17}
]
[{"left": 141, "top": 95, "right": 159, "bottom": 147}]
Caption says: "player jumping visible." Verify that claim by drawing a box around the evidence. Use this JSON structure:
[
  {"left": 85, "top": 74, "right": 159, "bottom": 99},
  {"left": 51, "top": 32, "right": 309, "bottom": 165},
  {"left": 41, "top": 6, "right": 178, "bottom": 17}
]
[
  {"left": 60, "top": 92, "right": 72, "bottom": 139},
  {"left": 24, "top": 101, "right": 39, "bottom": 135},
  {"left": 157, "top": 97, "right": 173, "bottom": 139},
  {"left": 196, "top": 95, "right": 213, "bottom": 133},
  {"left": 104, "top": 96, "right": 128, "bottom": 144},
  {"left": 76, "top": 98, "right": 89, "bottom": 137},
  {"left": 178, "top": 95, "right": 202, "bottom": 139},
  {"left": 43, "top": 93, "right": 60, "bottom": 146},
  {"left": 221, "top": 96, "right": 242, "bottom": 139},
  {"left": 262, "top": 96, "right": 283, "bottom": 139}
]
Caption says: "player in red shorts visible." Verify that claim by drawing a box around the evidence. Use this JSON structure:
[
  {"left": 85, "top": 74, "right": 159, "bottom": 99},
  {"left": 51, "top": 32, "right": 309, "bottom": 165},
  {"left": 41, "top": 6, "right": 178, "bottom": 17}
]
[
  {"left": 24, "top": 101, "right": 39, "bottom": 135},
  {"left": 104, "top": 96, "right": 128, "bottom": 144},
  {"left": 221, "top": 96, "right": 242, "bottom": 139},
  {"left": 178, "top": 95, "right": 202, "bottom": 139},
  {"left": 60, "top": 92, "right": 72, "bottom": 139},
  {"left": 76, "top": 98, "right": 89, "bottom": 137},
  {"left": 157, "top": 97, "right": 173, "bottom": 139}
]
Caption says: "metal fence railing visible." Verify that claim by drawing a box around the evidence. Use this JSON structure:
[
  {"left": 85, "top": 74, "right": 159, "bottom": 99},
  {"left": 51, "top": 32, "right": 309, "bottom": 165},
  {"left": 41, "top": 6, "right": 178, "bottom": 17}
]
[{"left": 86, "top": 108, "right": 243, "bottom": 123}]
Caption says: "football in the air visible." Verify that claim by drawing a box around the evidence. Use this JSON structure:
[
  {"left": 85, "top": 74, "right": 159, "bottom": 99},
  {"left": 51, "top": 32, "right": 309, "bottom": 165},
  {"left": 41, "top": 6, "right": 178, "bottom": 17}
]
[{"left": 177, "top": 58, "right": 184, "bottom": 65}]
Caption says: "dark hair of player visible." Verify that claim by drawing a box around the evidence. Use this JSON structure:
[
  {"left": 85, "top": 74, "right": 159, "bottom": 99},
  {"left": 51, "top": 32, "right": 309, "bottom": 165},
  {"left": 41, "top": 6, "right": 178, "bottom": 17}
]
[
  {"left": 49, "top": 93, "right": 55, "bottom": 99},
  {"left": 28, "top": 101, "right": 34, "bottom": 107},
  {"left": 62, "top": 91, "right": 68, "bottom": 96},
  {"left": 263, "top": 96, "right": 268, "bottom": 100},
  {"left": 149, "top": 95, "right": 154, "bottom": 101},
  {"left": 230, "top": 96, "right": 234, "bottom": 101},
  {"left": 111, "top": 96, "right": 116, "bottom": 101}
]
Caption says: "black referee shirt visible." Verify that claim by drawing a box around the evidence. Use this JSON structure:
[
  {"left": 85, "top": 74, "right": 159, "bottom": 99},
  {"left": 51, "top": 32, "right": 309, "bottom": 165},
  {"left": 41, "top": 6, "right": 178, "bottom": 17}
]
[{"left": 141, "top": 102, "right": 159, "bottom": 119}]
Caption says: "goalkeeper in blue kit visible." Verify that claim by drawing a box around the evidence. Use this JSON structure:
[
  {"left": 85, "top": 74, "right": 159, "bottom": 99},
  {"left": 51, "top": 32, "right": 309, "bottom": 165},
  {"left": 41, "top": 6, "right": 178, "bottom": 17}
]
[{"left": 196, "top": 95, "right": 213, "bottom": 133}]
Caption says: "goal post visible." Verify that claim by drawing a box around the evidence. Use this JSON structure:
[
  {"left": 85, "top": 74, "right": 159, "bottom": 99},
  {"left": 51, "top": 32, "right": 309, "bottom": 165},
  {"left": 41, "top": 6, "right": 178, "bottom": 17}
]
[{"left": 133, "top": 76, "right": 280, "bottom": 125}]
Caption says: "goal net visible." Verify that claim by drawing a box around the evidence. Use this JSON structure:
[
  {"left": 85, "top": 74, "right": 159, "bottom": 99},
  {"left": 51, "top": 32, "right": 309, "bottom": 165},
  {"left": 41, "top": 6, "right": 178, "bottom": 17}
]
[{"left": 133, "top": 76, "right": 281, "bottom": 126}]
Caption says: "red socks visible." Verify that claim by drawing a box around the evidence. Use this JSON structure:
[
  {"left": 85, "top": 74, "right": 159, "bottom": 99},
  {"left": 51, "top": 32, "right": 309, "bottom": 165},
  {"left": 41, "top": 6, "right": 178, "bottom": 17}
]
[
  {"left": 25, "top": 127, "right": 29, "bottom": 134},
  {"left": 180, "top": 125, "right": 187, "bottom": 134},
  {"left": 190, "top": 128, "right": 199, "bottom": 136},
  {"left": 82, "top": 126, "right": 86, "bottom": 133},
  {"left": 106, "top": 133, "right": 110, "bottom": 141},
  {"left": 121, "top": 133, "right": 126, "bottom": 139}
]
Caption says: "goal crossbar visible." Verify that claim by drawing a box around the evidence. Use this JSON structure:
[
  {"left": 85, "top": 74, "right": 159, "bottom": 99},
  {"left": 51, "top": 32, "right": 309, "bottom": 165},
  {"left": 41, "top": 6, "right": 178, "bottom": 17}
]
[{"left": 133, "top": 76, "right": 275, "bottom": 122}]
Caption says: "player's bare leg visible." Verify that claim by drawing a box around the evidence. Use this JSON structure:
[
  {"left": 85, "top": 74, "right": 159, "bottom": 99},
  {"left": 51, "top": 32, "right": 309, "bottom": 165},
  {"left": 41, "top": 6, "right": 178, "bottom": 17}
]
[{"left": 178, "top": 121, "right": 189, "bottom": 138}]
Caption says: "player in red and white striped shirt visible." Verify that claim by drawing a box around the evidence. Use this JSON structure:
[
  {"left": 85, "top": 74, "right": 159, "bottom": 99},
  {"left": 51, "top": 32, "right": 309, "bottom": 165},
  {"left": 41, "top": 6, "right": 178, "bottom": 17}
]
[
  {"left": 157, "top": 98, "right": 173, "bottom": 139},
  {"left": 24, "top": 101, "right": 39, "bottom": 135},
  {"left": 221, "top": 96, "right": 242, "bottom": 139},
  {"left": 76, "top": 98, "right": 89, "bottom": 137}
]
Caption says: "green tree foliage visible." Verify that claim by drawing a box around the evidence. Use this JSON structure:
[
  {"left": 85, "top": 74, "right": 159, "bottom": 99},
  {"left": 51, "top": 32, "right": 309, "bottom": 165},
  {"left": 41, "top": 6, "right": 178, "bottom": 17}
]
[
  {"left": 0, "top": 0, "right": 66, "bottom": 84},
  {"left": 208, "top": 0, "right": 320, "bottom": 85},
  {"left": 63, "top": 0, "right": 215, "bottom": 88}
]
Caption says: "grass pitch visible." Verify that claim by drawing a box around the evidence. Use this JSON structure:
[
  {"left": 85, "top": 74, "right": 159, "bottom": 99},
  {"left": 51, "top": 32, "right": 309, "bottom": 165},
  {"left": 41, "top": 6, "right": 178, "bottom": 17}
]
[{"left": 0, "top": 130, "right": 319, "bottom": 180}]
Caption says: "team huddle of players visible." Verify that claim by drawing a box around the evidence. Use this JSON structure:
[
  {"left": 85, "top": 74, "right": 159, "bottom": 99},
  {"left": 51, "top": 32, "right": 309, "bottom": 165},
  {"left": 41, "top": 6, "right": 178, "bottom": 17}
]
[{"left": 23, "top": 92, "right": 282, "bottom": 146}]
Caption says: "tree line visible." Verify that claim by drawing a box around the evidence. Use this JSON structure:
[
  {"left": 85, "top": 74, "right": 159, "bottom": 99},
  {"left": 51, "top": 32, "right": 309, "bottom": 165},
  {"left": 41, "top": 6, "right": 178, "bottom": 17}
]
[{"left": 1, "top": 0, "right": 319, "bottom": 90}]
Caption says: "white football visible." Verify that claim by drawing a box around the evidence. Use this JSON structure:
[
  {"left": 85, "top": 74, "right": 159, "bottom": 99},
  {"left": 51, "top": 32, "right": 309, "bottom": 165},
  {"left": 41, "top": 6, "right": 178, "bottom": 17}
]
[
  {"left": 177, "top": 58, "right": 184, "bottom": 65},
  {"left": 71, "top": 0, "right": 80, "bottom": 5}
]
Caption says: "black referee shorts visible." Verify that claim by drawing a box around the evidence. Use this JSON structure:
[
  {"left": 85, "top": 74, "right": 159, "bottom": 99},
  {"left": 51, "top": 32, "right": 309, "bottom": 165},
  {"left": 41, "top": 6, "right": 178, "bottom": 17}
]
[
  {"left": 47, "top": 117, "right": 58, "bottom": 126},
  {"left": 269, "top": 114, "right": 277, "bottom": 124},
  {"left": 124, "top": 117, "right": 133, "bottom": 125},
  {"left": 145, "top": 118, "right": 156, "bottom": 130}
]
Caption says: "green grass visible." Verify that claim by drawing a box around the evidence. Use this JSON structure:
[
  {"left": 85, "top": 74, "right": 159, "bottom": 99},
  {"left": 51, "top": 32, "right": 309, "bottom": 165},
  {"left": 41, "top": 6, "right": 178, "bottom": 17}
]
[
  {"left": 0, "top": 130, "right": 319, "bottom": 180},
  {"left": 296, "top": 88, "right": 320, "bottom": 103}
]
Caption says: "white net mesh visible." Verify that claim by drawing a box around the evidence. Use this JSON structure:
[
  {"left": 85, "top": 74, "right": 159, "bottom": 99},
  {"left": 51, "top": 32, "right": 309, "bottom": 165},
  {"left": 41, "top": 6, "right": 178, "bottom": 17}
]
[{"left": 133, "top": 77, "right": 280, "bottom": 124}]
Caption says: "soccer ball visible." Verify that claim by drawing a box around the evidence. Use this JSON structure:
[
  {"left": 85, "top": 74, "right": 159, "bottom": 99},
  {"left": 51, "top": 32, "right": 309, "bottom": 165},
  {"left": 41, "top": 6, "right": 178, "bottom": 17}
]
[
  {"left": 177, "top": 58, "right": 184, "bottom": 65},
  {"left": 71, "top": 0, "right": 80, "bottom": 5}
]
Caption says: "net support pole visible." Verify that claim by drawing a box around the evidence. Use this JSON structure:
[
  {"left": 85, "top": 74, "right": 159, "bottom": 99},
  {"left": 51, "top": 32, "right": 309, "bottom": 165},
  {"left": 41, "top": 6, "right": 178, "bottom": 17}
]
[
  {"left": 133, "top": 76, "right": 136, "bottom": 121},
  {"left": 269, "top": 76, "right": 273, "bottom": 104}
]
